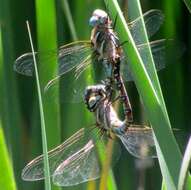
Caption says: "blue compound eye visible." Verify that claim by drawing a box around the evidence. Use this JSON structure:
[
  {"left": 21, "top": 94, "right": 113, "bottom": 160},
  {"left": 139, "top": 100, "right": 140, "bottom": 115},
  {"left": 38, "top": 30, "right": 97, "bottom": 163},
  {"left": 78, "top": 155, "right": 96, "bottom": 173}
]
[{"left": 89, "top": 16, "right": 98, "bottom": 26}]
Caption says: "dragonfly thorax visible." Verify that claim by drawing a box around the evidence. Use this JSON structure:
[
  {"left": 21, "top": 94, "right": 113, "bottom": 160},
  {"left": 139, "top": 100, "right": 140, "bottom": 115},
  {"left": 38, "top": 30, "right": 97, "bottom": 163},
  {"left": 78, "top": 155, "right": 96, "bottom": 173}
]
[
  {"left": 90, "top": 10, "right": 121, "bottom": 66},
  {"left": 84, "top": 85, "right": 124, "bottom": 131}
]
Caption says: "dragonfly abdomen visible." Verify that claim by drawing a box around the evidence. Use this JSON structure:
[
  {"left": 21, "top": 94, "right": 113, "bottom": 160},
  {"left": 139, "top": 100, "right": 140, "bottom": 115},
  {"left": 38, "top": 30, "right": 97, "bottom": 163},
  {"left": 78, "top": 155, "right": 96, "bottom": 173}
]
[{"left": 90, "top": 10, "right": 133, "bottom": 123}]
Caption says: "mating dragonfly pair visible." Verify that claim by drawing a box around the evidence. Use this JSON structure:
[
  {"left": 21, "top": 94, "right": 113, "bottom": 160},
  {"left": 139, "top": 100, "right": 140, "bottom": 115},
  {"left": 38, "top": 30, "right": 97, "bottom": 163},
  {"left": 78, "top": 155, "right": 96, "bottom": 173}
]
[{"left": 15, "top": 8, "right": 177, "bottom": 186}]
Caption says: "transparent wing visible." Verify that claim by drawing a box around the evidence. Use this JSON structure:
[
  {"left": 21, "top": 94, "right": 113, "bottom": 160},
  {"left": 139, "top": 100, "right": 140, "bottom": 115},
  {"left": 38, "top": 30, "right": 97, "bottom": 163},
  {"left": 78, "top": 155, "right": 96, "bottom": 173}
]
[
  {"left": 121, "top": 39, "right": 185, "bottom": 81},
  {"left": 14, "top": 41, "right": 93, "bottom": 77},
  {"left": 52, "top": 134, "right": 122, "bottom": 186},
  {"left": 21, "top": 127, "right": 122, "bottom": 186},
  {"left": 44, "top": 55, "right": 107, "bottom": 103},
  {"left": 138, "top": 39, "right": 185, "bottom": 71},
  {"left": 43, "top": 57, "right": 92, "bottom": 103},
  {"left": 117, "top": 125, "right": 156, "bottom": 158},
  {"left": 14, "top": 52, "right": 38, "bottom": 76},
  {"left": 129, "top": 9, "right": 164, "bottom": 45},
  {"left": 52, "top": 140, "right": 100, "bottom": 186},
  {"left": 57, "top": 41, "right": 93, "bottom": 76},
  {"left": 14, "top": 10, "right": 164, "bottom": 78},
  {"left": 21, "top": 128, "right": 98, "bottom": 182},
  {"left": 14, "top": 41, "right": 96, "bottom": 103}
]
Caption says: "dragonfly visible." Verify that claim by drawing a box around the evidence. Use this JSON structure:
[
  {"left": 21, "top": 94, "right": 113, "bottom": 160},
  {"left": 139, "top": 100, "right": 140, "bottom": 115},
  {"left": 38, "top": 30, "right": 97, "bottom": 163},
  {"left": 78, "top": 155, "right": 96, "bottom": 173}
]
[
  {"left": 22, "top": 84, "right": 156, "bottom": 186},
  {"left": 84, "top": 84, "right": 155, "bottom": 158},
  {"left": 14, "top": 9, "right": 172, "bottom": 105}
]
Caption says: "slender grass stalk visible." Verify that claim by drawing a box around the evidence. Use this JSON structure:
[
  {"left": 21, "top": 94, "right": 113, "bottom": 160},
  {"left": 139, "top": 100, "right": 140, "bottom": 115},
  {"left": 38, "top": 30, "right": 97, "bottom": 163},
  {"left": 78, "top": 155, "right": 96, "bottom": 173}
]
[
  {"left": 183, "top": 0, "right": 191, "bottom": 13},
  {"left": 99, "top": 139, "right": 116, "bottom": 190},
  {"left": 95, "top": 139, "right": 117, "bottom": 190},
  {"left": 104, "top": 0, "right": 185, "bottom": 189},
  {"left": 26, "top": 21, "right": 51, "bottom": 190},
  {"left": 0, "top": 121, "right": 17, "bottom": 190},
  {"left": 178, "top": 136, "right": 191, "bottom": 190},
  {"left": 61, "top": 0, "right": 78, "bottom": 41},
  {"left": 87, "top": 181, "right": 96, "bottom": 190}
]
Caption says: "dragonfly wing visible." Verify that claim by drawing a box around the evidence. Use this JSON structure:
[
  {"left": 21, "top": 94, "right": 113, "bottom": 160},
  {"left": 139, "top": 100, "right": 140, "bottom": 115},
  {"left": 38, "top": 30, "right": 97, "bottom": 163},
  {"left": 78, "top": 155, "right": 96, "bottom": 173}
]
[
  {"left": 44, "top": 54, "right": 110, "bottom": 103},
  {"left": 14, "top": 41, "right": 92, "bottom": 77},
  {"left": 117, "top": 126, "right": 156, "bottom": 158},
  {"left": 44, "top": 55, "right": 93, "bottom": 103},
  {"left": 21, "top": 128, "right": 94, "bottom": 181},
  {"left": 137, "top": 39, "right": 185, "bottom": 71},
  {"left": 121, "top": 61, "right": 134, "bottom": 82},
  {"left": 137, "top": 39, "right": 166, "bottom": 72},
  {"left": 58, "top": 41, "right": 93, "bottom": 76},
  {"left": 52, "top": 140, "right": 100, "bottom": 186},
  {"left": 14, "top": 52, "right": 37, "bottom": 76},
  {"left": 129, "top": 9, "right": 164, "bottom": 45},
  {"left": 14, "top": 50, "right": 60, "bottom": 76},
  {"left": 121, "top": 39, "right": 185, "bottom": 82},
  {"left": 14, "top": 41, "right": 94, "bottom": 103}
]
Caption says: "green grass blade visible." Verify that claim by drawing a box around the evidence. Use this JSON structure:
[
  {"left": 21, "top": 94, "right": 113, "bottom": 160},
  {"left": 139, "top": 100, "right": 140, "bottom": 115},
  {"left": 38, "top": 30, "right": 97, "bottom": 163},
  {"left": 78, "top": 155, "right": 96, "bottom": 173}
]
[
  {"left": 0, "top": 2, "right": 23, "bottom": 188},
  {"left": 104, "top": 0, "right": 183, "bottom": 189},
  {"left": 126, "top": 1, "right": 164, "bottom": 99},
  {"left": 178, "top": 136, "right": 191, "bottom": 190},
  {"left": 26, "top": 21, "right": 51, "bottom": 190},
  {"left": 35, "top": 0, "right": 61, "bottom": 189},
  {"left": 35, "top": 0, "right": 61, "bottom": 149},
  {"left": 183, "top": 0, "right": 191, "bottom": 13},
  {"left": 0, "top": 122, "right": 17, "bottom": 190}
]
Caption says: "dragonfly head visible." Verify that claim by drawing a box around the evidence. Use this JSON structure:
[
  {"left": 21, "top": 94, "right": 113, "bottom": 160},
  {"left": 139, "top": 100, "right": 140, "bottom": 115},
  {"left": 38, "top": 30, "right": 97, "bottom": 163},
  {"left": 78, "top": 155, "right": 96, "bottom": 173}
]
[
  {"left": 84, "top": 85, "right": 107, "bottom": 112},
  {"left": 89, "top": 9, "right": 110, "bottom": 27}
]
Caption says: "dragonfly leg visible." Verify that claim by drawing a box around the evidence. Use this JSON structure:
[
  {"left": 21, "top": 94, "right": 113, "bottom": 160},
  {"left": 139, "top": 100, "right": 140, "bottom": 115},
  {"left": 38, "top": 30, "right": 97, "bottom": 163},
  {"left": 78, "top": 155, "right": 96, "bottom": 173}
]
[
  {"left": 102, "top": 78, "right": 116, "bottom": 102},
  {"left": 112, "top": 14, "right": 118, "bottom": 30},
  {"left": 107, "top": 95, "right": 121, "bottom": 106},
  {"left": 119, "top": 40, "right": 128, "bottom": 47}
]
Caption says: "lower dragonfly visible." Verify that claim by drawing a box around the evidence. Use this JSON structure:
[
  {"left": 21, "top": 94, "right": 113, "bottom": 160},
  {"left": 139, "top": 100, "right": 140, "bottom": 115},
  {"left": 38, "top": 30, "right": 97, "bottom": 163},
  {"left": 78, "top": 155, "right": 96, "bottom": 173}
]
[
  {"left": 84, "top": 84, "right": 156, "bottom": 158},
  {"left": 22, "top": 84, "right": 156, "bottom": 186}
]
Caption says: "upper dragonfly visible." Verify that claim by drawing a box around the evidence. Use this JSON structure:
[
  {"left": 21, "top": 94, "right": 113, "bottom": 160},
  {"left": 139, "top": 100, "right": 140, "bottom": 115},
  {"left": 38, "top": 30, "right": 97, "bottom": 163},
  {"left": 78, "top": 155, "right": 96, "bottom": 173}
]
[
  {"left": 21, "top": 84, "right": 156, "bottom": 187},
  {"left": 14, "top": 9, "right": 166, "bottom": 102}
]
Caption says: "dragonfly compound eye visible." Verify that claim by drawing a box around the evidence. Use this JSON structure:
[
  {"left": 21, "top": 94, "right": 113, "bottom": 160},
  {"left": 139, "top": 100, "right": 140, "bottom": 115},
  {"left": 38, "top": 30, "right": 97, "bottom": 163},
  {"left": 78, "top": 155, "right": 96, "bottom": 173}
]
[
  {"left": 87, "top": 96, "right": 100, "bottom": 111},
  {"left": 89, "top": 9, "right": 108, "bottom": 26}
]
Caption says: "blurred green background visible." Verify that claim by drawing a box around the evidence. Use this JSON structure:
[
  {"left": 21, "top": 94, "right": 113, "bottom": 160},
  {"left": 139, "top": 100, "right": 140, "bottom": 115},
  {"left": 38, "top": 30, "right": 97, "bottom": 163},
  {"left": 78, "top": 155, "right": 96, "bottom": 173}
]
[{"left": 0, "top": 0, "right": 191, "bottom": 190}]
